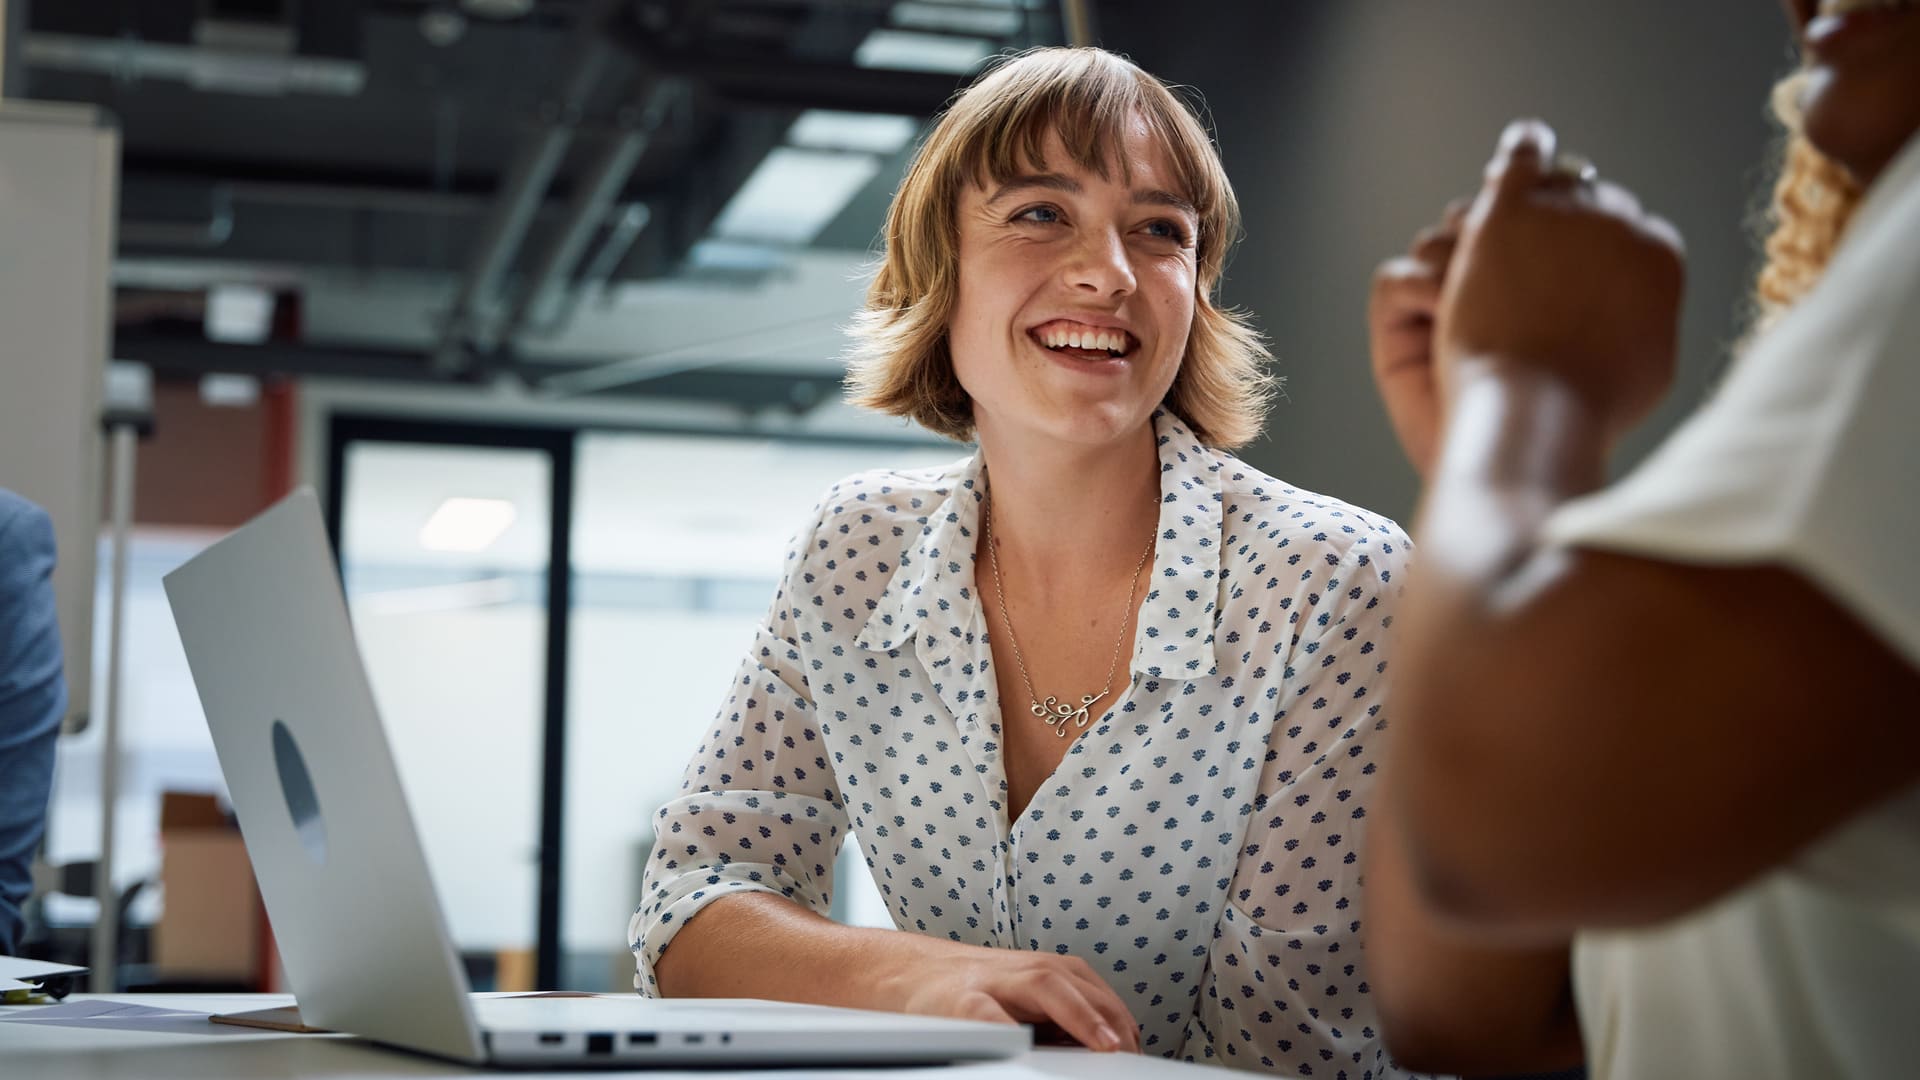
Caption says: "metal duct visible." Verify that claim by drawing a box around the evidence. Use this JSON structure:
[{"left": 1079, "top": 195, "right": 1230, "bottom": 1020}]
[
  {"left": 494, "top": 83, "right": 677, "bottom": 353},
  {"left": 430, "top": 0, "right": 624, "bottom": 373}
]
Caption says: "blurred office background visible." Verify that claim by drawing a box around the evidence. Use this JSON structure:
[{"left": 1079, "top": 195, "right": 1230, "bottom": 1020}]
[{"left": 0, "top": 0, "right": 1796, "bottom": 993}]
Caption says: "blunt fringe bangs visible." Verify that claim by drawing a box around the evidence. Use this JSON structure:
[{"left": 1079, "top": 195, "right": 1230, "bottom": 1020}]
[{"left": 844, "top": 47, "right": 1274, "bottom": 448}]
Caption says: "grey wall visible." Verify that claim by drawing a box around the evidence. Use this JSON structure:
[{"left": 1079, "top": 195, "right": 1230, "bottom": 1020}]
[{"left": 1106, "top": 1, "right": 1799, "bottom": 523}]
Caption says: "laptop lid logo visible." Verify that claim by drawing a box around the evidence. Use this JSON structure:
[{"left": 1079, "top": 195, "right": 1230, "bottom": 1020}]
[{"left": 272, "top": 719, "right": 329, "bottom": 865}]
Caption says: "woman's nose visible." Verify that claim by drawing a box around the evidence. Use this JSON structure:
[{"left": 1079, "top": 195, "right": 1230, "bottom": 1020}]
[{"left": 1064, "top": 228, "right": 1136, "bottom": 298}]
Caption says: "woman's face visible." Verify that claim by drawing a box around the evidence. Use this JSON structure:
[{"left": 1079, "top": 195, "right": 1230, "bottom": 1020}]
[
  {"left": 1785, "top": 0, "right": 1920, "bottom": 184},
  {"left": 948, "top": 114, "right": 1199, "bottom": 452}
]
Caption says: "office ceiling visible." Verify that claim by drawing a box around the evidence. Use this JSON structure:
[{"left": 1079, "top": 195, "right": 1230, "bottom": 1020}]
[{"left": 15, "top": 0, "right": 1073, "bottom": 414}]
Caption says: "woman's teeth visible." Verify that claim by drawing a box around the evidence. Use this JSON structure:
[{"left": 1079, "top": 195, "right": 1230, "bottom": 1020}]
[{"left": 1037, "top": 326, "right": 1130, "bottom": 355}]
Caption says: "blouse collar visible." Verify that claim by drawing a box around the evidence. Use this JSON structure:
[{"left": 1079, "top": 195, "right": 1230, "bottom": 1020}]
[{"left": 854, "top": 409, "right": 1227, "bottom": 682}]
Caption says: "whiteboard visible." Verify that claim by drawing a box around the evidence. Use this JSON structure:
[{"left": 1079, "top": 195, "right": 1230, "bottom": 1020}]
[{"left": 0, "top": 101, "right": 118, "bottom": 732}]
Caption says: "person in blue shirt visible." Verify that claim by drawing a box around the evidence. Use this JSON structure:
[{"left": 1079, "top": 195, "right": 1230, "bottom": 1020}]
[{"left": 0, "top": 490, "right": 66, "bottom": 955}]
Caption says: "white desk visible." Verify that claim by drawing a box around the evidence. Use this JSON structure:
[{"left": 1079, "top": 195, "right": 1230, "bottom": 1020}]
[{"left": 0, "top": 995, "right": 1232, "bottom": 1079}]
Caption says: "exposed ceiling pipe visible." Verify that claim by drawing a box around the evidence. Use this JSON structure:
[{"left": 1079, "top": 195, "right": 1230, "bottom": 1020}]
[
  {"left": 610, "top": 21, "right": 968, "bottom": 116},
  {"left": 431, "top": 0, "right": 624, "bottom": 374},
  {"left": 494, "top": 82, "right": 678, "bottom": 355},
  {"left": 536, "top": 309, "right": 853, "bottom": 399},
  {"left": 119, "top": 186, "right": 235, "bottom": 249},
  {"left": 526, "top": 200, "right": 652, "bottom": 338},
  {"left": 111, "top": 329, "right": 853, "bottom": 418},
  {"left": 22, "top": 32, "right": 366, "bottom": 95},
  {"left": 225, "top": 180, "right": 500, "bottom": 217}
]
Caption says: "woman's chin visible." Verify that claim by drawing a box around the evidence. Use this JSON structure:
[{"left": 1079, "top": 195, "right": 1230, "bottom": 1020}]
[{"left": 1039, "top": 402, "right": 1158, "bottom": 449}]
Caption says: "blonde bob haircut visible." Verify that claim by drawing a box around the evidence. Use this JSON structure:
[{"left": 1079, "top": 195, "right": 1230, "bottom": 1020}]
[{"left": 844, "top": 47, "right": 1274, "bottom": 449}]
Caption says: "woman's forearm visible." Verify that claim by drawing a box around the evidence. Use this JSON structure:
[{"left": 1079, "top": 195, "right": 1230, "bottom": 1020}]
[
  {"left": 1388, "top": 362, "right": 1612, "bottom": 930},
  {"left": 1367, "top": 367, "right": 1593, "bottom": 1073},
  {"left": 1365, "top": 801, "right": 1583, "bottom": 1075},
  {"left": 653, "top": 892, "right": 939, "bottom": 1007}
]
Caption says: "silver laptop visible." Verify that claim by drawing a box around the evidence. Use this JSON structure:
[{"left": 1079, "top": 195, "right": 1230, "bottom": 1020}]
[{"left": 163, "top": 487, "right": 1031, "bottom": 1068}]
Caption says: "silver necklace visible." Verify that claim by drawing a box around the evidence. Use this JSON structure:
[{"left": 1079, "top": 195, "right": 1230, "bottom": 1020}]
[{"left": 983, "top": 493, "right": 1155, "bottom": 739}]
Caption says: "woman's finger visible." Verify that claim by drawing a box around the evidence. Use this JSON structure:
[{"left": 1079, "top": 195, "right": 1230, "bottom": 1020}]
[
  {"left": 1485, "top": 118, "right": 1558, "bottom": 203},
  {"left": 1587, "top": 178, "right": 1646, "bottom": 221},
  {"left": 1373, "top": 257, "right": 1443, "bottom": 322},
  {"left": 1001, "top": 970, "right": 1129, "bottom": 1053},
  {"left": 1411, "top": 228, "right": 1459, "bottom": 271},
  {"left": 1055, "top": 958, "right": 1142, "bottom": 1053},
  {"left": 1639, "top": 212, "right": 1687, "bottom": 259}
]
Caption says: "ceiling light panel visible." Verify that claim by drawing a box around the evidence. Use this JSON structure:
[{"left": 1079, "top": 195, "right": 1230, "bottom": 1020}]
[
  {"left": 889, "top": 1, "right": 1024, "bottom": 37},
  {"left": 710, "top": 148, "right": 883, "bottom": 245},
  {"left": 853, "top": 29, "right": 995, "bottom": 74},
  {"left": 418, "top": 497, "right": 519, "bottom": 553},
  {"left": 787, "top": 110, "right": 920, "bottom": 155}
]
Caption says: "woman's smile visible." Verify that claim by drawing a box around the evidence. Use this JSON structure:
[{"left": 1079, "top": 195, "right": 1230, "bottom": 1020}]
[{"left": 1028, "top": 317, "right": 1140, "bottom": 372}]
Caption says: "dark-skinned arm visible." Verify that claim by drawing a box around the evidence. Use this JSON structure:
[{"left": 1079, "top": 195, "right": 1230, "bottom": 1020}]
[
  {"left": 1390, "top": 363, "right": 1920, "bottom": 939},
  {"left": 1365, "top": 789, "right": 1584, "bottom": 1075}
]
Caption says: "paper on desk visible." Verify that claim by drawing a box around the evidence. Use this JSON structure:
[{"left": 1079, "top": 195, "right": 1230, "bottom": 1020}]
[{"left": 0, "top": 999, "right": 261, "bottom": 1035}]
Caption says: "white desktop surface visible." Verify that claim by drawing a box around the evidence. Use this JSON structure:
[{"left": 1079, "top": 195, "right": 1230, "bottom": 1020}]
[{"left": 0, "top": 995, "right": 1244, "bottom": 1079}]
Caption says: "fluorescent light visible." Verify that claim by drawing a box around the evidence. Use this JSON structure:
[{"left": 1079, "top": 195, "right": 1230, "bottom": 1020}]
[
  {"left": 788, "top": 110, "right": 919, "bottom": 155},
  {"left": 206, "top": 284, "right": 274, "bottom": 343},
  {"left": 418, "top": 497, "right": 517, "bottom": 553},
  {"left": 889, "top": 1, "right": 1022, "bottom": 37},
  {"left": 853, "top": 29, "right": 994, "bottom": 74},
  {"left": 710, "top": 148, "right": 883, "bottom": 245}
]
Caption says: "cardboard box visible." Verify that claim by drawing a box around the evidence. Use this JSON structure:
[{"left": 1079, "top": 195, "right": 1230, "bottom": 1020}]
[{"left": 153, "top": 792, "right": 261, "bottom": 982}]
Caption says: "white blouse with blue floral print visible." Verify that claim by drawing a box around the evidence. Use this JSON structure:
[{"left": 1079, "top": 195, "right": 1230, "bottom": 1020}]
[{"left": 632, "top": 410, "right": 1415, "bottom": 1078}]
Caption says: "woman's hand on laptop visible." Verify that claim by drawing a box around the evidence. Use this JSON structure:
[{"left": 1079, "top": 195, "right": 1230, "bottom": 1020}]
[
  {"left": 883, "top": 942, "right": 1141, "bottom": 1053},
  {"left": 652, "top": 892, "right": 1138, "bottom": 1053}
]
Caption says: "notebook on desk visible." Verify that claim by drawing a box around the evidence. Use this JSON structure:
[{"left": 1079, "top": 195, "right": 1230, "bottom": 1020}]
[{"left": 163, "top": 487, "right": 1031, "bottom": 1069}]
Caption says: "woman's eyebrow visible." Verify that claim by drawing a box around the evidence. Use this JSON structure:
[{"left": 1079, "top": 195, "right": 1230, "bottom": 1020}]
[
  {"left": 1135, "top": 189, "right": 1197, "bottom": 219},
  {"left": 986, "top": 173, "right": 1081, "bottom": 204},
  {"left": 986, "top": 174, "right": 1196, "bottom": 220}
]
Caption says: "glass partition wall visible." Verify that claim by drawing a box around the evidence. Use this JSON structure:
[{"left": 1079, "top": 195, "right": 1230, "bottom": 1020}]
[
  {"left": 328, "top": 417, "right": 953, "bottom": 990},
  {"left": 335, "top": 435, "right": 562, "bottom": 990}
]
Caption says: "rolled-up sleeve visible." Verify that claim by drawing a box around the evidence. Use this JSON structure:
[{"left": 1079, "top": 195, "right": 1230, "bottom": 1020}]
[{"left": 629, "top": 514, "right": 849, "bottom": 995}]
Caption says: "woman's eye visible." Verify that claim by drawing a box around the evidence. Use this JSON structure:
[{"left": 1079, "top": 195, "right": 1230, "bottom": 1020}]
[
  {"left": 1014, "top": 205, "right": 1061, "bottom": 225},
  {"left": 1143, "top": 219, "right": 1190, "bottom": 244}
]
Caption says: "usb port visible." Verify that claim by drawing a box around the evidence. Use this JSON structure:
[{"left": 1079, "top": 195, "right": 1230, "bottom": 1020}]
[
  {"left": 627, "top": 1033, "right": 658, "bottom": 1046},
  {"left": 538, "top": 1033, "right": 564, "bottom": 1045},
  {"left": 683, "top": 1033, "right": 705, "bottom": 1045}
]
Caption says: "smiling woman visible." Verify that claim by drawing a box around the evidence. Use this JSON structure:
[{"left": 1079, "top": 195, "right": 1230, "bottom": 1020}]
[
  {"left": 630, "top": 47, "right": 1418, "bottom": 1078},
  {"left": 845, "top": 47, "right": 1271, "bottom": 449}
]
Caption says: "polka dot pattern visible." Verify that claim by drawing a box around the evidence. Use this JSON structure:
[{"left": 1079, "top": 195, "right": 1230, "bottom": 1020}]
[{"left": 631, "top": 411, "right": 1419, "bottom": 1077}]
